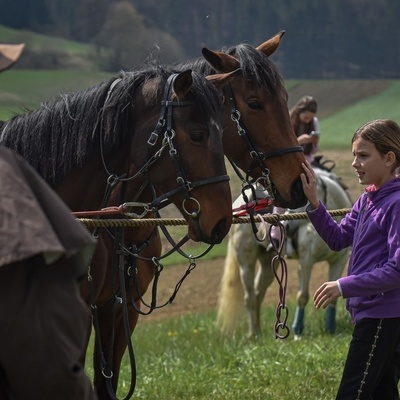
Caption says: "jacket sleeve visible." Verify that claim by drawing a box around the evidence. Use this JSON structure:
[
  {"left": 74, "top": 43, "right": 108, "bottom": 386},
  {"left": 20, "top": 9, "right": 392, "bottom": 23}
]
[
  {"left": 339, "top": 199, "right": 400, "bottom": 297},
  {"left": 306, "top": 199, "right": 358, "bottom": 251}
]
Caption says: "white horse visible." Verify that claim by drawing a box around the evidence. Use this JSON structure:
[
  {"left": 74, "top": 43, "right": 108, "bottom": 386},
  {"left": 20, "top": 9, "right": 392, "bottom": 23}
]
[{"left": 217, "top": 168, "right": 352, "bottom": 339}]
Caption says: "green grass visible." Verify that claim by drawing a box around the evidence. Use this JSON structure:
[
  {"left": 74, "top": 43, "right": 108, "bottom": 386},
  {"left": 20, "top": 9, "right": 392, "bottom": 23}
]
[
  {"left": 320, "top": 81, "right": 400, "bottom": 149},
  {"left": 85, "top": 300, "right": 353, "bottom": 399},
  {"left": 0, "top": 24, "right": 92, "bottom": 54},
  {"left": 0, "top": 70, "right": 113, "bottom": 119},
  {"left": 161, "top": 239, "right": 228, "bottom": 267}
]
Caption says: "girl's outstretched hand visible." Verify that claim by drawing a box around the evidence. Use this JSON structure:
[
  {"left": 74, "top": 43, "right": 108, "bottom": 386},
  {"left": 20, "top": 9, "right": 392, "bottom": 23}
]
[
  {"left": 314, "top": 281, "right": 341, "bottom": 309},
  {"left": 300, "top": 161, "right": 320, "bottom": 209}
]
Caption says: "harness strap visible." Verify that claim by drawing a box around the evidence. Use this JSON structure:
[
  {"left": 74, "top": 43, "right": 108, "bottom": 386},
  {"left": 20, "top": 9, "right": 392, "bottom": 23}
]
[{"left": 149, "top": 174, "right": 230, "bottom": 211}]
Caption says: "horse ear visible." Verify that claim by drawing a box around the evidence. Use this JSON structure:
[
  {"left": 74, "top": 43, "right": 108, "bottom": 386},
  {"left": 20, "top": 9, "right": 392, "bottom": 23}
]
[
  {"left": 206, "top": 69, "right": 241, "bottom": 91},
  {"left": 172, "top": 69, "right": 193, "bottom": 99},
  {"left": 256, "top": 30, "right": 285, "bottom": 57},
  {"left": 202, "top": 48, "right": 240, "bottom": 73}
]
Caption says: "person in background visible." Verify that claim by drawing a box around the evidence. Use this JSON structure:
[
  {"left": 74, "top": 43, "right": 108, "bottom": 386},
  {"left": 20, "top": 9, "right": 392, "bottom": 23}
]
[
  {"left": 302, "top": 119, "right": 400, "bottom": 399},
  {"left": 270, "top": 95, "right": 320, "bottom": 248},
  {"left": 0, "top": 43, "right": 98, "bottom": 400},
  {"left": 290, "top": 95, "right": 320, "bottom": 163}
]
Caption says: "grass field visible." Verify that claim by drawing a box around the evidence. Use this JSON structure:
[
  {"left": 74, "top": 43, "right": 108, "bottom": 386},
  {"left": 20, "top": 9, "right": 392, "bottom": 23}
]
[{"left": 84, "top": 300, "right": 353, "bottom": 399}]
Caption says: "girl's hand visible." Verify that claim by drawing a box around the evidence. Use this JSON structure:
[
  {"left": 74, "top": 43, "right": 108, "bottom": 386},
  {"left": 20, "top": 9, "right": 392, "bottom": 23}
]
[
  {"left": 300, "top": 161, "right": 320, "bottom": 209},
  {"left": 297, "top": 134, "right": 319, "bottom": 145},
  {"left": 314, "top": 281, "right": 341, "bottom": 309}
]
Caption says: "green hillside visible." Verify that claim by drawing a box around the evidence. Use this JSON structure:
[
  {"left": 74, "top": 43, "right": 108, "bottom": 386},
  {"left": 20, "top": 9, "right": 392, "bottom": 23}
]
[
  {"left": 287, "top": 80, "right": 400, "bottom": 149},
  {"left": 0, "top": 70, "right": 113, "bottom": 118},
  {"left": 1, "top": 25, "right": 399, "bottom": 148},
  {"left": 3, "top": 72, "right": 399, "bottom": 150},
  {"left": 0, "top": 24, "right": 92, "bottom": 54},
  {"left": 0, "top": 24, "right": 102, "bottom": 71}
]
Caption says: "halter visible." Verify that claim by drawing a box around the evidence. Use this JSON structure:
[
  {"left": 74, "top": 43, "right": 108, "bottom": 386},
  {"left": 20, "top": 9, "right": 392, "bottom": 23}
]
[
  {"left": 99, "top": 73, "right": 230, "bottom": 217},
  {"left": 145, "top": 73, "right": 230, "bottom": 216},
  {"left": 224, "top": 84, "right": 303, "bottom": 201}
]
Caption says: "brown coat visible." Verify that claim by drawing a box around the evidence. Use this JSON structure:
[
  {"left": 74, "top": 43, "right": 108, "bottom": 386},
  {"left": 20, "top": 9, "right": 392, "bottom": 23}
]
[{"left": 0, "top": 146, "right": 96, "bottom": 273}]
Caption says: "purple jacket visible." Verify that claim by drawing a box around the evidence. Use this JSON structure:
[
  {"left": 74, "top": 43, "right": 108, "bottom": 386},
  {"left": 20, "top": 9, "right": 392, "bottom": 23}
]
[{"left": 307, "top": 177, "right": 400, "bottom": 323}]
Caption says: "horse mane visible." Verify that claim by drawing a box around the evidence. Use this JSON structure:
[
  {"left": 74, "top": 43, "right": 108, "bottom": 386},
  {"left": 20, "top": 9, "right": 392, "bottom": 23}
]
[
  {"left": 0, "top": 63, "right": 222, "bottom": 187},
  {"left": 177, "top": 42, "right": 284, "bottom": 94}
]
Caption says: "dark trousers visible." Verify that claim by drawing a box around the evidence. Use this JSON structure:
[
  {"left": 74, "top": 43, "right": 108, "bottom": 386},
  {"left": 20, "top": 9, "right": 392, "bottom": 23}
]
[
  {"left": 0, "top": 256, "right": 97, "bottom": 400},
  {"left": 336, "top": 317, "right": 400, "bottom": 400}
]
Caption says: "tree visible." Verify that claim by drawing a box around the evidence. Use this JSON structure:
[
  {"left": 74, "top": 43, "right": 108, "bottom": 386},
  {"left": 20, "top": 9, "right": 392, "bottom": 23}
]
[{"left": 94, "top": 1, "right": 185, "bottom": 70}]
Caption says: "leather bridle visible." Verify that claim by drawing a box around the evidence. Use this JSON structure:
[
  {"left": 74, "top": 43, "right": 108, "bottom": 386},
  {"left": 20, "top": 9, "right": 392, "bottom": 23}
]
[{"left": 224, "top": 84, "right": 303, "bottom": 202}]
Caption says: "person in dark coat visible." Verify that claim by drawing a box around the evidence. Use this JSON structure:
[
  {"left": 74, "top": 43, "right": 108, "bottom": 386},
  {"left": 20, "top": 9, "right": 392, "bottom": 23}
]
[{"left": 0, "top": 43, "right": 97, "bottom": 400}]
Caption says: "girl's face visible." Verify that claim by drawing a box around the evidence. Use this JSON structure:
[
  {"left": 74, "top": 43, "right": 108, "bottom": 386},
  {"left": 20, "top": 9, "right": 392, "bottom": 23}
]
[
  {"left": 351, "top": 137, "right": 395, "bottom": 189},
  {"left": 299, "top": 111, "right": 315, "bottom": 124}
]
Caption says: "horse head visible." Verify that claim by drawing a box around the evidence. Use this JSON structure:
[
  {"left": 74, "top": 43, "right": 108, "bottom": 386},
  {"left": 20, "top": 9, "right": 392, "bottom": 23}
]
[
  {"left": 126, "top": 68, "right": 236, "bottom": 244},
  {"left": 201, "top": 31, "right": 307, "bottom": 209}
]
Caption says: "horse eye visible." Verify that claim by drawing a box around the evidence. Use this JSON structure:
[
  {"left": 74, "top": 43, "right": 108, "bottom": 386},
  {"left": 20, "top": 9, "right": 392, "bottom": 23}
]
[
  {"left": 248, "top": 101, "right": 262, "bottom": 110},
  {"left": 190, "top": 132, "right": 204, "bottom": 143}
]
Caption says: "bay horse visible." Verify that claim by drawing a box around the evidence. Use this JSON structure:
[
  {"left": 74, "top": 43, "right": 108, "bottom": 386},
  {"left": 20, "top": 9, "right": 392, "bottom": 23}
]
[
  {"left": 86, "top": 30, "right": 308, "bottom": 398},
  {"left": 186, "top": 30, "right": 307, "bottom": 206},
  {"left": 0, "top": 65, "right": 237, "bottom": 398},
  {"left": 217, "top": 168, "right": 352, "bottom": 340}
]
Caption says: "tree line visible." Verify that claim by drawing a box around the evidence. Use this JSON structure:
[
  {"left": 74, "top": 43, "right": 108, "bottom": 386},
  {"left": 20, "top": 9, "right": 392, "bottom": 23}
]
[{"left": 1, "top": 0, "right": 399, "bottom": 78}]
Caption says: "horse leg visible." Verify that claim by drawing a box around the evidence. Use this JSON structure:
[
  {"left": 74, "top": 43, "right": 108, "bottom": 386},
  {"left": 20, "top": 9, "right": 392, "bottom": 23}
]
[
  {"left": 324, "top": 252, "right": 348, "bottom": 334},
  {"left": 92, "top": 243, "right": 157, "bottom": 399},
  {"left": 216, "top": 233, "right": 245, "bottom": 335},
  {"left": 253, "top": 248, "right": 276, "bottom": 336},
  {"left": 292, "top": 260, "right": 313, "bottom": 339},
  {"left": 237, "top": 247, "right": 260, "bottom": 339},
  {"left": 93, "top": 301, "right": 140, "bottom": 400},
  {"left": 93, "top": 260, "right": 154, "bottom": 400}
]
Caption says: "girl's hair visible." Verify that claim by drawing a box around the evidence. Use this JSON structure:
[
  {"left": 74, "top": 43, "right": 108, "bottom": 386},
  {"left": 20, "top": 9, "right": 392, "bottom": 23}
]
[
  {"left": 289, "top": 96, "right": 318, "bottom": 157},
  {"left": 291, "top": 95, "right": 318, "bottom": 114},
  {"left": 352, "top": 119, "right": 400, "bottom": 170},
  {"left": 289, "top": 95, "right": 318, "bottom": 132}
]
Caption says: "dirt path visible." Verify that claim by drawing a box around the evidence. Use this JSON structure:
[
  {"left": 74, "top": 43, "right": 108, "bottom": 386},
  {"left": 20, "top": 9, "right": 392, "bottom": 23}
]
[{"left": 139, "top": 256, "right": 333, "bottom": 324}]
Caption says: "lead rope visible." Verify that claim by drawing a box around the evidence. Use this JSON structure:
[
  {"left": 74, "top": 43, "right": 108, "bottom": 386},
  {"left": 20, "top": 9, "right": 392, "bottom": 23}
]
[{"left": 269, "top": 222, "right": 290, "bottom": 339}]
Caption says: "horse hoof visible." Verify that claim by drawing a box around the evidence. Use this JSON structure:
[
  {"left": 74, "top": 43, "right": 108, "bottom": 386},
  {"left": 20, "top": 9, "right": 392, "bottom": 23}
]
[{"left": 293, "top": 334, "right": 302, "bottom": 341}]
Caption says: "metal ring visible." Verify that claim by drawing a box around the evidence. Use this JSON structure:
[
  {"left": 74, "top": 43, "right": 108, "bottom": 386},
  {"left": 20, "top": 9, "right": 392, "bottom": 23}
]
[
  {"left": 182, "top": 197, "right": 201, "bottom": 218},
  {"left": 102, "top": 368, "right": 113, "bottom": 379}
]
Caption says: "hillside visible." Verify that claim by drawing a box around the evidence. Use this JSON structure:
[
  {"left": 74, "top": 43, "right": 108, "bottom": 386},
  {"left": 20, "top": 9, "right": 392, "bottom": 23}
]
[
  {"left": 287, "top": 80, "right": 390, "bottom": 118},
  {"left": 0, "top": 70, "right": 393, "bottom": 120}
]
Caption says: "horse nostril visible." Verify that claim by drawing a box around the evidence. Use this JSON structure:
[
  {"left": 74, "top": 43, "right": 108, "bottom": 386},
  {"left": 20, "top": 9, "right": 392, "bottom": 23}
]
[
  {"left": 291, "top": 178, "right": 307, "bottom": 208},
  {"left": 211, "top": 218, "right": 229, "bottom": 244}
]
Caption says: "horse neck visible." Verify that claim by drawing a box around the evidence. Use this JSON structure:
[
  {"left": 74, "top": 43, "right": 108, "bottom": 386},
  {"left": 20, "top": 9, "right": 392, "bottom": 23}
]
[{"left": 55, "top": 146, "right": 131, "bottom": 212}]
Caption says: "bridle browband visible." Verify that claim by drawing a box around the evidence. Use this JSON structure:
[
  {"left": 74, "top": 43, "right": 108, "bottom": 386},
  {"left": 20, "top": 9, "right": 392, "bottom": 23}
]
[{"left": 224, "top": 84, "right": 303, "bottom": 201}]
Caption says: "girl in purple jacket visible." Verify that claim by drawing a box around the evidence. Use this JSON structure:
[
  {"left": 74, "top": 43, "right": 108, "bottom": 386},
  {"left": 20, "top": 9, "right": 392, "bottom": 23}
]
[{"left": 301, "top": 119, "right": 400, "bottom": 400}]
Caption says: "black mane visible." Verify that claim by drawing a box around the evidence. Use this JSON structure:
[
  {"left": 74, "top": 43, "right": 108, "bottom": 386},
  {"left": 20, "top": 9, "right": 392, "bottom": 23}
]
[
  {"left": 0, "top": 63, "right": 222, "bottom": 186},
  {"left": 177, "top": 43, "right": 284, "bottom": 94}
]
